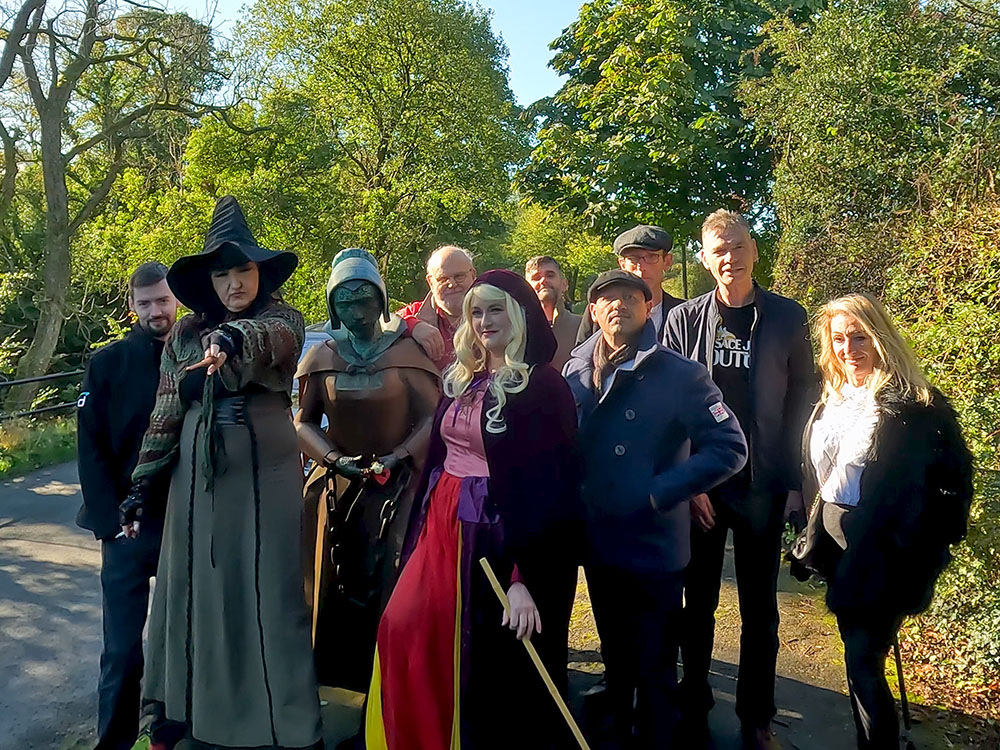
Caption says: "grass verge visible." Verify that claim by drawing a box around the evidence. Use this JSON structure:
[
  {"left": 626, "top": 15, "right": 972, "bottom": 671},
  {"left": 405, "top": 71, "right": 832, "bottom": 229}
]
[{"left": 0, "top": 414, "right": 77, "bottom": 479}]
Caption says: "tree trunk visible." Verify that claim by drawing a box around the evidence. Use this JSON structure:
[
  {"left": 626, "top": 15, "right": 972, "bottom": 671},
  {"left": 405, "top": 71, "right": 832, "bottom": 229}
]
[{"left": 4, "top": 109, "right": 71, "bottom": 413}]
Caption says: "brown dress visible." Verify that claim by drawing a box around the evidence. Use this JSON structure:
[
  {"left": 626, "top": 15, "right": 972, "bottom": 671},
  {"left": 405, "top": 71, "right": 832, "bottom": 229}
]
[
  {"left": 295, "top": 329, "right": 439, "bottom": 691},
  {"left": 135, "top": 303, "right": 323, "bottom": 749}
]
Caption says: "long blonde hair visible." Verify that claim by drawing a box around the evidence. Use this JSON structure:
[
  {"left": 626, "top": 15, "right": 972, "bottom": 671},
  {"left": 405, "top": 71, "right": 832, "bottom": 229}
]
[
  {"left": 443, "top": 284, "right": 531, "bottom": 434},
  {"left": 815, "top": 293, "right": 932, "bottom": 406}
]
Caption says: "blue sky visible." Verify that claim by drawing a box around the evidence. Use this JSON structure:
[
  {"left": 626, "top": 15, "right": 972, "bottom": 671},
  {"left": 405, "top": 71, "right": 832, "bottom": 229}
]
[{"left": 170, "top": 0, "right": 583, "bottom": 105}]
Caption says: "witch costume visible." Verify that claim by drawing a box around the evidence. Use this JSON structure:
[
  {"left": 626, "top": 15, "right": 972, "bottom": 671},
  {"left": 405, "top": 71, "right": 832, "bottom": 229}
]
[
  {"left": 294, "top": 249, "right": 440, "bottom": 691},
  {"left": 366, "top": 270, "right": 581, "bottom": 750},
  {"left": 128, "top": 196, "right": 322, "bottom": 749}
]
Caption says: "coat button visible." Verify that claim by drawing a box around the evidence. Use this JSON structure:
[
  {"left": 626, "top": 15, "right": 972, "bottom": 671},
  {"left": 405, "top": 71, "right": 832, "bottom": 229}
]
[
  {"left": 637, "top": 374, "right": 645, "bottom": 381},
  {"left": 614, "top": 444, "right": 626, "bottom": 456},
  {"left": 625, "top": 409, "right": 636, "bottom": 420}
]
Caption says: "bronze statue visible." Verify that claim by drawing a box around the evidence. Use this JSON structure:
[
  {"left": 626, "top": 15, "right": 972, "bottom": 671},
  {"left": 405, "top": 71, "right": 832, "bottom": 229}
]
[{"left": 294, "top": 248, "right": 440, "bottom": 691}]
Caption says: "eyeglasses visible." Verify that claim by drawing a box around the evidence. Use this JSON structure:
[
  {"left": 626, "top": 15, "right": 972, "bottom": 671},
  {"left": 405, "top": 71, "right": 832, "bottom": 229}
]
[
  {"left": 621, "top": 252, "right": 663, "bottom": 267},
  {"left": 432, "top": 271, "right": 471, "bottom": 288}
]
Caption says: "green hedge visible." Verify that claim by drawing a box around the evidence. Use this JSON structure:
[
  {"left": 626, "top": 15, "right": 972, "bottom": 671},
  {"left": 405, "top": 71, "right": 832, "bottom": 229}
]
[{"left": 882, "top": 204, "right": 1000, "bottom": 686}]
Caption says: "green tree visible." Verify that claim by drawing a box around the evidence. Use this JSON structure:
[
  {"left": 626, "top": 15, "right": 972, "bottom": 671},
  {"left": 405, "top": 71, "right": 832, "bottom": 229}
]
[
  {"left": 0, "top": 0, "right": 227, "bottom": 410},
  {"left": 740, "top": 0, "right": 1000, "bottom": 302},
  {"left": 230, "top": 0, "right": 527, "bottom": 297},
  {"left": 516, "top": 0, "right": 819, "bottom": 245}
]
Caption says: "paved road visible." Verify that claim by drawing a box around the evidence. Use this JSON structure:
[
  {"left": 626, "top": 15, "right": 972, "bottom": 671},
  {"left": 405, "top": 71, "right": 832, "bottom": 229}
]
[
  {"left": 0, "top": 463, "right": 100, "bottom": 750},
  {"left": 0, "top": 463, "right": 974, "bottom": 750}
]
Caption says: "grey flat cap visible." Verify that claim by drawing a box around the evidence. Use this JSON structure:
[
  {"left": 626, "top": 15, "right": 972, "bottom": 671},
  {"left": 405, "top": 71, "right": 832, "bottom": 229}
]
[{"left": 613, "top": 225, "right": 674, "bottom": 255}]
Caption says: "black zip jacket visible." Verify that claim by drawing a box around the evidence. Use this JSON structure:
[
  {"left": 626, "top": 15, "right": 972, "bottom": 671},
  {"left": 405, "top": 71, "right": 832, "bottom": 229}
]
[
  {"left": 663, "top": 283, "right": 817, "bottom": 499},
  {"left": 76, "top": 325, "right": 167, "bottom": 540}
]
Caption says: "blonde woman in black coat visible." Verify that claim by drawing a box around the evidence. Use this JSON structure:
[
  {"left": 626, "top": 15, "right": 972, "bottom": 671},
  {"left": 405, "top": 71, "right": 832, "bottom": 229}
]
[{"left": 791, "top": 293, "right": 972, "bottom": 750}]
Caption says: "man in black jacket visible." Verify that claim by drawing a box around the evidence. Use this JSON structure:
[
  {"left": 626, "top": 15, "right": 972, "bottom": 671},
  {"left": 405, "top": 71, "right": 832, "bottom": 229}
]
[
  {"left": 77, "top": 262, "right": 177, "bottom": 750},
  {"left": 564, "top": 270, "right": 747, "bottom": 749},
  {"left": 575, "top": 225, "right": 684, "bottom": 345},
  {"left": 663, "top": 211, "right": 816, "bottom": 750}
]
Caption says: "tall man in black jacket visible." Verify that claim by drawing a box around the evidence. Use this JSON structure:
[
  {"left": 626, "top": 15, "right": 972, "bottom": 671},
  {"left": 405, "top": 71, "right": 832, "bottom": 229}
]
[
  {"left": 664, "top": 211, "right": 816, "bottom": 750},
  {"left": 76, "top": 262, "right": 177, "bottom": 750}
]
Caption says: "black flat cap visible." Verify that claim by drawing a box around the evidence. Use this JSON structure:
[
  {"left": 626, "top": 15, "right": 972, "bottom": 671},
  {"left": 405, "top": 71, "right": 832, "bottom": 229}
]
[
  {"left": 588, "top": 269, "right": 653, "bottom": 303},
  {"left": 613, "top": 224, "right": 673, "bottom": 255}
]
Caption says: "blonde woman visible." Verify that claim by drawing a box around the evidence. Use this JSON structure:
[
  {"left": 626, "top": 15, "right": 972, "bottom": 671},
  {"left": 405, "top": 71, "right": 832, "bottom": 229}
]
[
  {"left": 791, "top": 293, "right": 972, "bottom": 750},
  {"left": 366, "top": 270, "right": 580, "bottom": 750}
]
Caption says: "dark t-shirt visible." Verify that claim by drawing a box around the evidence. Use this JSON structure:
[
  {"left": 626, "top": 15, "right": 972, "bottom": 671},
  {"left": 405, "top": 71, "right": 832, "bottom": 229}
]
[{"left": 711, "top": 301, "right": 754, "bottom": 500}]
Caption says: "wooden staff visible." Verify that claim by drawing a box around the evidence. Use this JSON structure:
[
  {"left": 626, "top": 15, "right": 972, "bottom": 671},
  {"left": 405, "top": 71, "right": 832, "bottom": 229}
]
[{"left": 478, "top": 557, "right": 592, "bottom": 750}]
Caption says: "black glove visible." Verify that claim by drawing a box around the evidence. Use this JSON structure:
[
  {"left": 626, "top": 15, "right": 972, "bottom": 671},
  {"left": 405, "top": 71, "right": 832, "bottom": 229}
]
[
  {"left": 327, "top": 453, "right": 364, "bottom": 479},
  {"left": 119, "top": 480, "right": 149, "bottom": 528}
]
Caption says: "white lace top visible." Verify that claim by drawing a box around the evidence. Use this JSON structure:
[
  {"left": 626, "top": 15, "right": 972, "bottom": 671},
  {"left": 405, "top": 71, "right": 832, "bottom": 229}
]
[{"left": 809, "top": 383, "right": 880, "bottom": 507}]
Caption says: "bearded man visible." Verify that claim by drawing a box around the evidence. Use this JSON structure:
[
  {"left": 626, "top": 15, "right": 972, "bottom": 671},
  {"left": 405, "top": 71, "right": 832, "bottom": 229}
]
[{"left": 77, "top": 262, "right": 179, "bottom": 750}]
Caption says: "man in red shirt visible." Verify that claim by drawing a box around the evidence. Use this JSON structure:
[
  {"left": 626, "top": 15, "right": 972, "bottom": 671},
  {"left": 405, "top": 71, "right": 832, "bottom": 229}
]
[{"left": 396, "top": 245, "right": 476, "bottom": 371}]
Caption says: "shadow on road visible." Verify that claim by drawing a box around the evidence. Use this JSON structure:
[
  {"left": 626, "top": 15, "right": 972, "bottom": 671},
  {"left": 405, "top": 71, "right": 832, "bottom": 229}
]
[{"left": 0, "top": 463, "right": 101, "bottom": 750}]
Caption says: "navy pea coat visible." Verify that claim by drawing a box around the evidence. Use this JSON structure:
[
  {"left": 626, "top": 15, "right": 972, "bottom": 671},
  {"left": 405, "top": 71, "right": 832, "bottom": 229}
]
[{"left": 562, "top": 321, "right": 748, "bottom": 573}]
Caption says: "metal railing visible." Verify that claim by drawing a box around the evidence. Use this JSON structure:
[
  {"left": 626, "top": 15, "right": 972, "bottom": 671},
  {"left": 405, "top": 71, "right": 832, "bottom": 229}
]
[{"left": 0, "top": 369, "right": 85, "bottom": 421}]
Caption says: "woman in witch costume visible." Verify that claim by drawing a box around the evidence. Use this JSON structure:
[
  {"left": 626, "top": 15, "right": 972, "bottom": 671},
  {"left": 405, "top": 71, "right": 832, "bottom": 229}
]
[
  {"left": 120, "top": 196, "right": 323, "bottom": 750},
  {"left": 366, "top": 270, "right": 581, "bottom": 750}
]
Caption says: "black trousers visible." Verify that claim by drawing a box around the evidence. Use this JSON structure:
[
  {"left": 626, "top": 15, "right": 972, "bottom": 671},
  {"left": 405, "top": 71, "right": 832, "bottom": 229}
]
[
  {"left": 838, "top": 612, "right": 904, "bottom": 750},
  {"left": 587, "top": 565, "right": 684, "bottom": 749},
  {"left": 679, "top": 492, "right": 784, "bottom": 728},
  {"left": 95, "top": 519, "right": 162, "bottom": 750}
]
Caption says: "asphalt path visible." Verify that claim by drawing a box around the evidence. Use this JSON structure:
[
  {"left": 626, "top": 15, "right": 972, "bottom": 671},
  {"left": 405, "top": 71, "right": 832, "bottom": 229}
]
[{"left": 0, "top": 463, "right": 100, "bottom": 750}]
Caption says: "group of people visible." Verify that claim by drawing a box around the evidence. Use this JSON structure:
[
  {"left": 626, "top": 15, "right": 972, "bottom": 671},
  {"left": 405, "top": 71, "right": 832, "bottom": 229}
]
[{"left": 76, "top": 196, "right": 974, "bottom": 750}]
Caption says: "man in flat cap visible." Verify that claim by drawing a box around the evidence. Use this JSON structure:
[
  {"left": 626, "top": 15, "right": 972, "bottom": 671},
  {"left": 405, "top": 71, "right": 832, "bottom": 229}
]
[
  {"left": 563, "top": 270, "right": 747, "bottom": 749},
  {"left": 576, "top": 225, "right": 683, "bottom": 345}
]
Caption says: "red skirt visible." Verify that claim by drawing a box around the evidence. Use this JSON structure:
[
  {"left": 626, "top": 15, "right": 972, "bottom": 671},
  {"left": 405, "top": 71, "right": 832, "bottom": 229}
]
[{"left": 367, "top": 471, "right": 463, "bottom": 750}]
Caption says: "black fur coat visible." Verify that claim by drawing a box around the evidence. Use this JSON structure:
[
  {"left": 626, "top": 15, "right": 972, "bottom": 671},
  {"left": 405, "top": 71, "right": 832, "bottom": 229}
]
[{"left": 793, "top": 387, "right": 973, "bottom": 618}]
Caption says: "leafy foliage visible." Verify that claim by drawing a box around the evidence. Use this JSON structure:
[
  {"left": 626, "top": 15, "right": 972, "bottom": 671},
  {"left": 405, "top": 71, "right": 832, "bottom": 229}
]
[
  {"left": 516, "top": 0, "right": 820, "bottom": 243},
  {"left": 885, "top": 203, "right": 1000, "bottom": 696},
  {"left": 740, "top": 0, "right": 1000, "bottom": 303},
  {"left": 227, "top": 0, "right": 527, "bottom": 298},
  {"left": 743, "top": 0, "right": 1000, "bottom": 690}
]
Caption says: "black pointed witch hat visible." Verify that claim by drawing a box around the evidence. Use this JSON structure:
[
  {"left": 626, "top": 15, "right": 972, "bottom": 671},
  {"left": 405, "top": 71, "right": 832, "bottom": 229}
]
[{"left": 167, "top": 196, "right": 298, "bottom": 314}]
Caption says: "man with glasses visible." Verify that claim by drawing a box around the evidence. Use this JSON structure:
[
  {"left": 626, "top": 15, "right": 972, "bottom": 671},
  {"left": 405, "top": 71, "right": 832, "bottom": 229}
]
[
  {"left": 397, "top": 244, "right": 476, "bottom": 371},
  {"left": 576, "top": 225, "right": 683, "bottom": 345}
]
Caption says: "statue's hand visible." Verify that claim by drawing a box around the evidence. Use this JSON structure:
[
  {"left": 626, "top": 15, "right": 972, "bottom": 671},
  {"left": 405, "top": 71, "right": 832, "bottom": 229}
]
[
  {"left": 331, "top": 454, "right": 364, "bottom": 479},
  {"left": 375, "top": 453, "right": 401, "bottom": 474}
]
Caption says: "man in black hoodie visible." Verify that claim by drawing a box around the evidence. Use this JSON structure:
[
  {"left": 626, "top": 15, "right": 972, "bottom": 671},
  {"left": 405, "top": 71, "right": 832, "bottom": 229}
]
[{"left": 76, "top": 262, "right": 177, "bottom": 750}]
